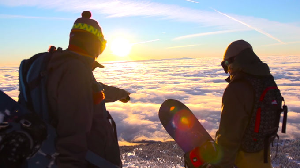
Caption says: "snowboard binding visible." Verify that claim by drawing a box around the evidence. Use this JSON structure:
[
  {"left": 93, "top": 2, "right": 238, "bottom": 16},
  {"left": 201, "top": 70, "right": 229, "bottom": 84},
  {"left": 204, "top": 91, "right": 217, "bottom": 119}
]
[{"left": 184, "top": 140, "right": 220, "bottom": 168}]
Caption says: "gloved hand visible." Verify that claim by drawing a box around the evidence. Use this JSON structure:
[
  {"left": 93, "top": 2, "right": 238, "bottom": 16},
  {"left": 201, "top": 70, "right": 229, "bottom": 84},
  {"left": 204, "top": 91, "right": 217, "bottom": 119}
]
[
  {"left": 119, "top": 95, "right": 130, "bottom": 103},
  {"left": 92, "top": 61, "right": 105, "bottom": 71}
]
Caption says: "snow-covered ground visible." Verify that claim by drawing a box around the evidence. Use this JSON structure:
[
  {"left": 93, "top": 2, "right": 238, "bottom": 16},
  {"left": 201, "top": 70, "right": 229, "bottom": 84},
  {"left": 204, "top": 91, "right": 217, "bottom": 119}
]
[
  {"left": 271, "top": 139, "right": 300, "bottom": 168},
  {"left": 120, "top": 139, "right": 300, "bottom": 168}
]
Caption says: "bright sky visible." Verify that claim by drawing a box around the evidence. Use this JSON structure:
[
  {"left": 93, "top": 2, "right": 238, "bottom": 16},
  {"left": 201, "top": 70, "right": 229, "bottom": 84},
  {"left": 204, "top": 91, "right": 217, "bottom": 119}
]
[{"left": 1, "top": 0, "right": 300, "bottom": 65}]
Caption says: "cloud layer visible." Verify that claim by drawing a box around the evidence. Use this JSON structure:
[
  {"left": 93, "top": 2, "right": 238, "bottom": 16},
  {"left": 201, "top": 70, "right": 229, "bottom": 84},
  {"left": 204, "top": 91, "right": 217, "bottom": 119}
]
[{"left": 1, "top": 56, "right": 299, "bottom": 144}]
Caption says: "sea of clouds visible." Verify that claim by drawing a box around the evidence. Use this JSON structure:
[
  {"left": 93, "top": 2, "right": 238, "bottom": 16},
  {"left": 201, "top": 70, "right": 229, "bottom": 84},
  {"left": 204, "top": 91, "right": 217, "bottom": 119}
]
[{"left": 1, "top": 56, "right": 300, "bottom": 145}]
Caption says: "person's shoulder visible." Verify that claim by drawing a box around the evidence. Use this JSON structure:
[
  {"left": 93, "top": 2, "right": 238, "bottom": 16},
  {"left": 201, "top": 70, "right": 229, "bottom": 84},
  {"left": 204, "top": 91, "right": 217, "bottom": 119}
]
[
  {"left": 225, "top": 75, "right": 254, "bottom": 96},
  {"left": 47, "top": 52, "right": 93, "bottom": 85},
  {"left": 50, "top": 50, "right": 90, "bottom": 72},
  {"left": 227, "top": 80, "right": 252, "bottom": 92}
]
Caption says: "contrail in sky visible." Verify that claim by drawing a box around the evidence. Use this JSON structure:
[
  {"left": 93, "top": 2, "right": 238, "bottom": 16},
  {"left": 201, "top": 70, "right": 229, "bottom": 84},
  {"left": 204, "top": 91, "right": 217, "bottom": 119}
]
[
  {"left": 173, "top": 29, "right": 244, "bottom": 40},
  {"left": 132, "top": 39, "right": 160, "bottom": 45},
  {"left": 263, "top": 41, "right": 300, "bottom": 46},
  {"left": 167, "top": 44, "right": 202, "bottom": 49},
  {"left": 212, "top": 8, "right": 284, "bottom": 44}
]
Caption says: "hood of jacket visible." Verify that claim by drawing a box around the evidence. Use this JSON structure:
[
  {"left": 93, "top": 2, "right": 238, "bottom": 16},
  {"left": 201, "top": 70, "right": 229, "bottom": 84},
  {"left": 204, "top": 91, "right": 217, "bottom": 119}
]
[
  {"left": 228, "top": 48, "right": 270, "bottom": 77},
  {"left": 47, "top": 50, "right": 95, "bottom": 71}
]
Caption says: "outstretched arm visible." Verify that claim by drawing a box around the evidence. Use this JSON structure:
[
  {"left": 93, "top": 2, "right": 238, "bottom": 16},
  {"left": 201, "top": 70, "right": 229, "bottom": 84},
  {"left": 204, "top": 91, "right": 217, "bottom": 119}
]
[{"left": 98, "top": 82, "right": 130, "bottom": 103}]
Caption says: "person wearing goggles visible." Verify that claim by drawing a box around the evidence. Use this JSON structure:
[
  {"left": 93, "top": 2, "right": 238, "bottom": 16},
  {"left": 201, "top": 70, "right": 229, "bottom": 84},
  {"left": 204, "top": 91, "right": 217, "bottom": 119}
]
[{"left": 206, "top": 40, "right": 274, "bottom": 168}]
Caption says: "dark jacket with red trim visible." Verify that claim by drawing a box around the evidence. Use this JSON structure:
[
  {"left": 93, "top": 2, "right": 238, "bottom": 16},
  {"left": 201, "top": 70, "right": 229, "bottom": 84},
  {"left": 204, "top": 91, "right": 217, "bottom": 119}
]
[
  {"left": 46, "top": 50, "right": 122, "bottom": 167},
  {"left": 213, "top": 49, "right": 273, "bottom": 168}
]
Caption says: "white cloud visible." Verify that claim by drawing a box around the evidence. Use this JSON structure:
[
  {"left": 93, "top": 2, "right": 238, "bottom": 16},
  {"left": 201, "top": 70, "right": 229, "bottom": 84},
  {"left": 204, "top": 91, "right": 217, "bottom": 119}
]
[
  {"left": 2, "top": 56, "right": 300, "bottom": 144},
  {"left": 0, "top": 14, "right": 73, "bottom": 20},
  {"left": 185, "top": 0, "right": 199, "bottom": 4},
  {"left": 1, "top": 0, "right": 300, "bottom": 42}
]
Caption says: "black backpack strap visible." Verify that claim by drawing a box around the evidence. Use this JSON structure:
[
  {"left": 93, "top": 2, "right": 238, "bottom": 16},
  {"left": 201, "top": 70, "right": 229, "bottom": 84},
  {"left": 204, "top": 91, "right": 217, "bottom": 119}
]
[
  {"left": 264, "top": 134, "right": 279, "bottom": 163},
  {"left": 27, "top": 46, "right": 59, "bottom": 92},
  {"left": 19, "top": 53, "right": 45, "bottom": 112},
  {"left": 22, "top": 46, "right": 62, "bottom": 124},
  {"left": 281, "top": 97, "right": 288, "bottom": 133},
  {"left": 263, "top": 136, "right": 269, "bottom": 163},
  {"left": 107, "top": 111, "right": 118, "bottom": 141},
  {"left": 275, "top": 134, "right": 279, "bottom": 158},
  {"left": 27, "top": 54, "right": 51, "bottom": 91}
]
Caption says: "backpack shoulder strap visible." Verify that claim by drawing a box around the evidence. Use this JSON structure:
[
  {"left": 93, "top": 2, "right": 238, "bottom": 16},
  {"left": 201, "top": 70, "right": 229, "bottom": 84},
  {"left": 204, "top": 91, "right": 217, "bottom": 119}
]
[
  {"left": 281, "top": 97, "right": 288, "bottom": 133},
  {"left": 253, "top": 86, "right": 279, "bottom": 136},
  {"left": 27, "top": 46, "right": 60, "bottom": 91},
  {"left": 19, "top": 46, "right": 62, "bottom": 121},
  {"left": 19, "top": 52, "right": 47, "bottom": 110}
]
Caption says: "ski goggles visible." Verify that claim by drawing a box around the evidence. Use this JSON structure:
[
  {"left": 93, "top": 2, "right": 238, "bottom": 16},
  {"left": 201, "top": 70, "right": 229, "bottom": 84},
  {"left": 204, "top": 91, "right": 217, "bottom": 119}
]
[{"left": 221, "top": 56, "right": 235, "bottom": 74}]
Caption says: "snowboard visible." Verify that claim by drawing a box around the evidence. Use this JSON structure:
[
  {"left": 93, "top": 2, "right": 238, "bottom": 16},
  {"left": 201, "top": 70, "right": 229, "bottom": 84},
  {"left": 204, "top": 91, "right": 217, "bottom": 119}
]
[{"left": 159, "top": 99, "right": 218, "bottom": 167}]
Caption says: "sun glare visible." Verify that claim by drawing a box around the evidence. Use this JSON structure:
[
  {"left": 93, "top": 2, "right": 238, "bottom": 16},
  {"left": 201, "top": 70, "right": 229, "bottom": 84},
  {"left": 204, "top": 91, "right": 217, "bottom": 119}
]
[{"left": 110, "top": 38, "right": 132, "bottom": 57}]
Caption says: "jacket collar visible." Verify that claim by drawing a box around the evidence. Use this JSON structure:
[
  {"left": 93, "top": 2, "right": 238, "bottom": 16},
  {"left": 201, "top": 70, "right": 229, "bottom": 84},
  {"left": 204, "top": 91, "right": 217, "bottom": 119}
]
[{"left": 225, "top": 72, "right": 247, "bottom": 83}]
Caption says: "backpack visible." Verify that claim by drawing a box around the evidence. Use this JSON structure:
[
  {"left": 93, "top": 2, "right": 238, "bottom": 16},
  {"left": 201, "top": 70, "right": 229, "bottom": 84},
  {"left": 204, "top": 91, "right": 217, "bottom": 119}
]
[
  {"left": 18, "top": 46, "right": 120, "bottom": 168},
  {"left": 0, "top": 46, "right": 58, "bottom": 167},
  {"left": 18, "top": 46, "right": 60, "bottom": 167},
  {"left": 241, "top": 74, "right": 288, "bottom": 163},
  {"left": 0, "top": 46, "right": 59, "bottom": 167},
  {"left": 0, "top": 90, "right": 47, "bottom": 168}
]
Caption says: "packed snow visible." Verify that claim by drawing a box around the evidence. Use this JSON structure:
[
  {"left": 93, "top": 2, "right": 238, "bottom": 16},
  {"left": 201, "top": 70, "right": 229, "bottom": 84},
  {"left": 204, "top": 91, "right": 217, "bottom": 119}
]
[{"left": 120, "top": 139, "right": 300, "bottom": 168}]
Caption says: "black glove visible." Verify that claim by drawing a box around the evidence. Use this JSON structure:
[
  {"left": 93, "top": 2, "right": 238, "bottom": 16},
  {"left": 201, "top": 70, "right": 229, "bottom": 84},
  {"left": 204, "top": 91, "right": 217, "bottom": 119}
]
[
  {"left": 92, "top": 61, "right": 105, "bottom": 71},
  {"left": 120, "top": 95, "right": 130, "bottom": 103}
]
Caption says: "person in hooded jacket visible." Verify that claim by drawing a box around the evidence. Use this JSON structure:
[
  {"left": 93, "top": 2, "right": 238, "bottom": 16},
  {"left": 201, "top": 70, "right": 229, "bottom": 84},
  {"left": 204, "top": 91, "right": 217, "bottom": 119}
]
[
  {"left": 205, "top": 40, "right": 274, "bottom": 168},
  {"left": 46, "top": 11, "right": 130, "bottom": 167}
]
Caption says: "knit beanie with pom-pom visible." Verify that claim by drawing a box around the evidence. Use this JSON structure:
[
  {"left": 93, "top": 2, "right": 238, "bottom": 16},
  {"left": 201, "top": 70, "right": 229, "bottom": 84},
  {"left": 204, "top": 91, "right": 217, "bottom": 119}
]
[{"left": 68, "top": 11, "right": 106, "bottom": 58}]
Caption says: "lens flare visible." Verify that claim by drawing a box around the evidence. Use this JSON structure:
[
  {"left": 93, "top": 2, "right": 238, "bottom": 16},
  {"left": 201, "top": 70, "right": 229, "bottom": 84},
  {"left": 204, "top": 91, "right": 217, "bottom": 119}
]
[
  {"left": 170, "top": 106, "right": 175, "bottom": 111},
  {"left": 188, "top": 141, "right": 222, "bottom": 167},
  {"left": 172, "top": 109, "right": 195, "bottom": 130},
  {"left": 181, "top": 117, "right": 189, "bottom": 125}
]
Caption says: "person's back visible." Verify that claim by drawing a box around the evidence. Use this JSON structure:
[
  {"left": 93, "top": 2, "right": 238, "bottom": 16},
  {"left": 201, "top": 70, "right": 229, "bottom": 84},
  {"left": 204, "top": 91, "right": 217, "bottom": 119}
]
[{"left": 45, "top": 11, "right": 121, "bottom": 167}]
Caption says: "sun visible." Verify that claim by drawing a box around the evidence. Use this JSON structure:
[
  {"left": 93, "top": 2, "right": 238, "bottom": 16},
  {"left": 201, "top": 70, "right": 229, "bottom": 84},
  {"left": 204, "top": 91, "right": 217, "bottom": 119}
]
[{"left": 110, "top": 38, "right": 132, "bottom": 57}]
